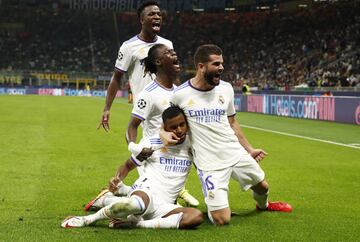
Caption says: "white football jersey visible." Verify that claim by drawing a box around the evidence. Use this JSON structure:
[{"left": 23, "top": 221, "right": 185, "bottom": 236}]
[
  {"left": 171, "top": 80, "right": 247, "bottom": 171},
  {"left": 131, "top": 80, "right": 176, "bottom": 141},
  {"left": 115, "top": 35, "right": 173, "bottom": 100},
  {"left": 131, "top": 135, "right": 193, "bottom": 204}
]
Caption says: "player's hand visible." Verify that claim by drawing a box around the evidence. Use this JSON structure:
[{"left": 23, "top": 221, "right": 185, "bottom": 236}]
[
  {"left": 249, "top": 149, "right": 268, "bottom": 163},
  {"left": 136, "top": 147, "right": 154, "bottom": 161},
  {"left": 160, "top": 129, "right": 180, "bottom": 146},
  {"left": 109, "top": 176, "right": 121, "bottom": 193},
  {"left": 97, "top": 110, "right": 110, "bottom": 132}
]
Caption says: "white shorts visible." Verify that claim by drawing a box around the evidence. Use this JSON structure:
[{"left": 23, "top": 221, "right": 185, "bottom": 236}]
[
  {"left": 128, "top": 177, "right": 181, "bottom": 220},
  {"left": 197, "top": 153, "right": 265, "bottom": 211}
]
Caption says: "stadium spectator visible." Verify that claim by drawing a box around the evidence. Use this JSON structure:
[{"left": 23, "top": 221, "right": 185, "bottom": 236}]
[{"left": 0, "top": 1, "right": 359, "bottom": 90}]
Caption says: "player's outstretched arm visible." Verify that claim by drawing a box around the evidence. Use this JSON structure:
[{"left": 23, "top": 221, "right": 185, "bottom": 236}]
[
  {"left": 228, "top": 115, "right": 267, "bottom": 162},
  {"left": 98, "top": 70, "right": 123, "bottom": 132}
]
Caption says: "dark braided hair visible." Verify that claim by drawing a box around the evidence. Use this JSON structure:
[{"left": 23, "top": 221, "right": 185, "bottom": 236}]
[{"left": 144, "top": 44, "right": 165, "bottom": 77}]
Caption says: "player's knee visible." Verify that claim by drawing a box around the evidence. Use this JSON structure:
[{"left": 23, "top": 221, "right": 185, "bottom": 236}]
[
  {"left": 179, "top": 209, "right": 204, "bottom": 229},
  {"left": 211, "top": 212, "right": 231, "bottom": 226},
  {"left": 110, "top": 198, "right": 131, "bottom": 213},
  {"left": 191, "top": 209, "right": 204, "bottom": 227},
  {"left": 213, "top": 215, "right": 230, "bottom": 226},
  {"left": 110, "top": 196, "right": 144, "bottom": 214}
]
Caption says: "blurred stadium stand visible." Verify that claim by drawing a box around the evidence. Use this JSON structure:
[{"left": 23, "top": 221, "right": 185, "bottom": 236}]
[{"left": 0, "top": 0, "right": 359, "bottom": 93}]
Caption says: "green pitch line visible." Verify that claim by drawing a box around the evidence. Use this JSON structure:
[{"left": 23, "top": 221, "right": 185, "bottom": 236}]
[{"left": 242, "top": 124, "right": 360, "bottom": 149}]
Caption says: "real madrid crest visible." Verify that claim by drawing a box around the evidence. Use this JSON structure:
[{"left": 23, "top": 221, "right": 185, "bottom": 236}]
[
  {"left": 218, "top": 95, "right": 225, "bottom": 105},
  {"left": 208, "top": 191, "right": 215, "bottom": 200}
]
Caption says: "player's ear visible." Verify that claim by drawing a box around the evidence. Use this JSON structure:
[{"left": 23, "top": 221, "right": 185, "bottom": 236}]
[
  {"left": 139, "top": 12, "right": 145, "bottom": 25},
  {"left": 197, "top": 62, "right": 205, "bottom": 71},
  {"left": 155, "top": 58, "right": 162, "bottom": 66}
]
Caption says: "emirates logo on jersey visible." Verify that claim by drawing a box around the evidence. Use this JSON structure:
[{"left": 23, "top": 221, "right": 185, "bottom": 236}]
[{"left": 137, "top": 99, "right": 147, "bottom": 109}]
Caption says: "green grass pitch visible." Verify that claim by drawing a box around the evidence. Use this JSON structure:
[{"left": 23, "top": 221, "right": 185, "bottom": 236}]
[{"left": 0, "top": 95, "right": 359, "bottom": 241}]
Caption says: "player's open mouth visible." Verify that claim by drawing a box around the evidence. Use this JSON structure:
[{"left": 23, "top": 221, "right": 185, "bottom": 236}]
[
  {"left": 173, "top": 59, "right": 180, "bottom": 67},
  {"left": 152, "top": 23, "right": 161, "bottom": 31},
  {"left": 214, "top": 73, "right": 221, "bottom": 80}
]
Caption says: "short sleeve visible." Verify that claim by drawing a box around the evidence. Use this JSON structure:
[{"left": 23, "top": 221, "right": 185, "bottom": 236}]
[
  {"left": 115, "top": 43, "right": 132, "bottom": 72},
  {"left": 131, "top": 90, "right": 153, "bottom": 121}
]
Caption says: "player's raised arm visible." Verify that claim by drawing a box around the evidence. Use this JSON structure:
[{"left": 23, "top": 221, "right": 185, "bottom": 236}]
[
  {"left": 228, "top": 115, "right": 267, "bottom": 162},
  {"left": 98, "top": 69, "right": 124, "bottom": 132}
]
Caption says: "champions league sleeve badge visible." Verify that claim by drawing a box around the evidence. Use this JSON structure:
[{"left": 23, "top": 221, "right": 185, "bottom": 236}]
[
  {"left": 117, "top": 51, "right": 123, "bottom": 61},
  {"left": 137, "top": 99, "right": 147, "bottom": 109}
]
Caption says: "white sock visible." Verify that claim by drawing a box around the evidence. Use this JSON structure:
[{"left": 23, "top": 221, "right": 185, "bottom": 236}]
[
  {"left": 253, "top": 191, "right": 269, "bottom": 209},
  {"left": 84, "top": 206, "right": 111, "bottom": 225},
  {"left": 135, "top": 212, "right": 183, "bottom": 229},
  {"left": 103, "top": 194, "right": 124, "bottom": 206},
  {"left": 114, "top": 182, "right": 132, "bottom": 196},
  {"left": 108, "top": 195, "right": 145, "bottom": 219}
]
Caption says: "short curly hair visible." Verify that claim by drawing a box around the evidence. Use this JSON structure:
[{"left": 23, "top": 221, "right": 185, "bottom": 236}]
[{"left": 137, "top": 0, "right": 160, "bottom": 18}]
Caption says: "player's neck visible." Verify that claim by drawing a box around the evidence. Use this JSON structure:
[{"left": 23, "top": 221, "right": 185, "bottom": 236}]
[
  {"left": 156, "top": 73, "right": 174, "bottom": 89},
  {"left": 138, "top": 30, "right": 157, "bottom": 42},
  {"left": 190, "top": 76, "right": 214, "bottom": 91}
]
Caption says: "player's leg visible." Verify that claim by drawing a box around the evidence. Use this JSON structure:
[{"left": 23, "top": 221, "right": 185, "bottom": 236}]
[
  {"left": 207, "top": 207, "right": 231, "bottom": 226},
  {"left": 107, "top": 191, "right": 148, "bottom": 218},
  {"left": 231, "top": 153, "right": 269, "bottom": 208},
  {"left": 232, "top": 153, "right": 292, "bottom": 212},
  {"left": 162, "top": 207, "right": 203, "bottom": 229},
  {"left": 197, "top": 168, "right": 232, "bottom": 226},
  {"left": 131, "top": 203, "right": 203, "bottom": 229},
  {"left": 62, "top": 191, "right": 148, "bottom": 228},
  {"left": 251, "top": 179, "right": 269, "bottom": 209},
  {"left": 110, "top": 187, "right": 203, "bottom": 229},
  {"left": 84, "top": 188, "right": 132, "bottom": 211},
  {"left": 251, "top": 180, "right": 292, "bottom": 212}
]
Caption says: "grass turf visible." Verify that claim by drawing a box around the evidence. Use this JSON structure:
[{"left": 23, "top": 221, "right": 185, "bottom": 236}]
[{"left": 0, "top": 95, "right": 359, "bottom": 241}]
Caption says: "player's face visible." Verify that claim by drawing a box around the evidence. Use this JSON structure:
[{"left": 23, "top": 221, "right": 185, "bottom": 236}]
[
  {"left": 141, "top": 5, "right": 162, "bottom": 34},
  {"left": 203, "top": 54, "right": 224, "bottom": 86},
  {"left": 164, "top": 114, "right": 188, "bottom": 144},
  {"left": 157, "top": 46, "right": 181, "bottom": 74}
]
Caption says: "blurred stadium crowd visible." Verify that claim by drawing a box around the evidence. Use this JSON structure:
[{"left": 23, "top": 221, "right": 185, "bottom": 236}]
[{"left": 0, "top": 1, "right": 359, "bottom": 90}]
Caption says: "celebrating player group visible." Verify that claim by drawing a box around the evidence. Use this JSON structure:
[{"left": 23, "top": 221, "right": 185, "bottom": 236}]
[{"left": 62, "top": 0, "right": 292, "bottom": 230}]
